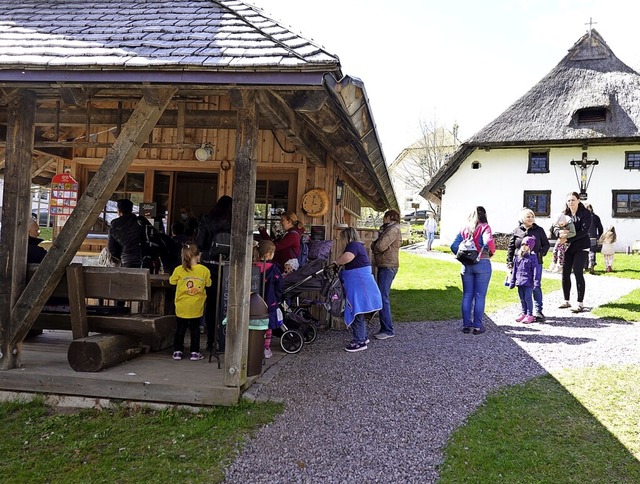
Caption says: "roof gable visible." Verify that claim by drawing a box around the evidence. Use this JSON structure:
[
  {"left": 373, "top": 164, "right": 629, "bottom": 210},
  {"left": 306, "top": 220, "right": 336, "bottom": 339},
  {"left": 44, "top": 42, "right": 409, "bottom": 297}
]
[
  {"left": 0, "top": 0, "right": 340, "bottom": 71},
  {"left": 470, "top": 29, "right": 640, "bottom": 145}
]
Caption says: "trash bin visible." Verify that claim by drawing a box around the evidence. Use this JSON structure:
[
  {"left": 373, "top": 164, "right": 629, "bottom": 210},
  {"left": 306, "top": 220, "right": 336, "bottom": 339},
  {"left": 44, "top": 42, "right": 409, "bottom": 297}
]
[{"left": 247, "top": 318, "right": 268, "bottom": 377}]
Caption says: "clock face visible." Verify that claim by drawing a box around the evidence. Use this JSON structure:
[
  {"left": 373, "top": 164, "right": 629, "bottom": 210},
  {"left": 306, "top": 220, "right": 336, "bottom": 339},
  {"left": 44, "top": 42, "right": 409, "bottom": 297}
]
[{"left": 301, "top": 189, "right": 329, "bottom": 217}]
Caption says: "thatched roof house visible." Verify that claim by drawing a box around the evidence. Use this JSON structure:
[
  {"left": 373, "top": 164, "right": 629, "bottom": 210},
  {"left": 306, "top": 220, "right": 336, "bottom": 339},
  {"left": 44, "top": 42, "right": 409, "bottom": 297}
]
[{"left": 421, "top": 29, "right": 640, "bottom": 250}]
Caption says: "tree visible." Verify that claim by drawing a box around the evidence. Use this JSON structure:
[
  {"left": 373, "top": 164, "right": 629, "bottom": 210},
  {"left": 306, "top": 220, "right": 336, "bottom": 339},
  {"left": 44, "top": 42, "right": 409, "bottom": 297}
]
[{"left": 389, "top": 119, "right": 459, "bottom": 219}]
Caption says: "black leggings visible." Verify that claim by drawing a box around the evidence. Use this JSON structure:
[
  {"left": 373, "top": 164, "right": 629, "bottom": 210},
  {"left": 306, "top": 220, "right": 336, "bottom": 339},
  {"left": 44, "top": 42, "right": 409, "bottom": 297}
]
[{"left": 562, "top": 248, "right": 589, "bottom": 303}]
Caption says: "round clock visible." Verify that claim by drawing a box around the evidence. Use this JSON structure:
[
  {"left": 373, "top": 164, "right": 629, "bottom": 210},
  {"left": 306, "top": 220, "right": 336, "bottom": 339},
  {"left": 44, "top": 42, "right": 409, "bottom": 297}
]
[{"left": 301, "top": 188, "right": 330, "bottom": 217}]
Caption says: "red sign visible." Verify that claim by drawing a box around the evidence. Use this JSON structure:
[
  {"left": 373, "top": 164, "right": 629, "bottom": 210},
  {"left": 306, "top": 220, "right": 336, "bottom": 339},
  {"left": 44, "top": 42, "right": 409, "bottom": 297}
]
[{"left": 50, "top": 173, "right": 79, "bottom": 216}]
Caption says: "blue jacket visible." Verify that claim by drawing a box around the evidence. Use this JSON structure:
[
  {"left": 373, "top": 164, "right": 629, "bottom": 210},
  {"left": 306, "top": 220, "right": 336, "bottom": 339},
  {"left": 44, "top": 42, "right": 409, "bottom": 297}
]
[{"left": 509, "top": 253, "right": 539, "bottom": 289}]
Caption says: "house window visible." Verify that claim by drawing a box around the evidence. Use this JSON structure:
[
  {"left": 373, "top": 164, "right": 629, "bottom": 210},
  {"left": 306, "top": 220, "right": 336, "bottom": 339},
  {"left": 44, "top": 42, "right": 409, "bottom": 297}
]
[
  {"left": 625, "top": 152, "right": 640, "bottom": 170},
  {"left": 528, "top": 151, "right": 549, "bottom": 173},
  {"left": 577, "top": 108, "right": 607, "bottom": 123},
  {"left": 253, "top": 173, "right": 297, "bottom": 234},
  {"left": 613, "top": 190, "right": 640, "bottom": 218},
  {"left": 523, "top": 190, "right": 551, "bottom": 216}
]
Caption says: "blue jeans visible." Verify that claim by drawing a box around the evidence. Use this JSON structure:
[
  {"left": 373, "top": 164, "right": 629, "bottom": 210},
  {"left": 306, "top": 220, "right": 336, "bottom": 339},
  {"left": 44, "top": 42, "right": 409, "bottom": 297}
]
[
  {"left": 426, "top": 231, "right": 435, "bottom": 250},
  {"left": 517, "top": 285, "right": 534, "bottom": 315},
  {"left": 377, "top": 267, "right": 398, "bottom": 335},
  {"left": 350, "top": 313, "right": 367, "bottom": 343},
  {"left": 460, "top": 259, "right": 492, "bottom": 329},
  {"left": 533, "top": 285, "right": 543, "bottom": 313}
]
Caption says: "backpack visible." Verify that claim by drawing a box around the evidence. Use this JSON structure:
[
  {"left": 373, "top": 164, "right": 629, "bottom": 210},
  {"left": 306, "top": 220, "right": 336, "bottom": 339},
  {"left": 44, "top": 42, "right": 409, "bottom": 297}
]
[
  {"left": 298, "top": 233, "right": 310, "bottom": 267},
  {"left": 210, "top": 231, "right": 231, "bottom": 260},
  {"left": 289, "top": 231, "right": 309, "bottom": 268},
  {"left": 137, "top": 216, "right": 168, "bottom": 263}
]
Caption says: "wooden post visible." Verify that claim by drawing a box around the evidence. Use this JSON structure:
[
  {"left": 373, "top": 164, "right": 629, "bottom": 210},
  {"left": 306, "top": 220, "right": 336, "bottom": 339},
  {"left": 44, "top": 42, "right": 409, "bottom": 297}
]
[
  {"left": 224, "top": 90, "right": 258, "bottom": 388},
  {"left": 0, "top": 89, "right": 36, "bottom": 366},
  {"left": 66, "top": 264, "right": 89, "bottom": 340},
  {"left": 1, "top": 87, "right": 176, "bottom": 370}
]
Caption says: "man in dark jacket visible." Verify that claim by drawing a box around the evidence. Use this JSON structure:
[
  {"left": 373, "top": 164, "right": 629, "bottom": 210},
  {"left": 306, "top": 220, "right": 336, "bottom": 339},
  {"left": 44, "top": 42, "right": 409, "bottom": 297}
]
[
  {"left": 584, "top": 204, "right": 603, "bottom": 274},
  {"left": 27, "top": 217, "right": 48, "bottom": 263},
  {"left": 506, "top": 208, "right": 550, "bottom": 321},
  {"left": 107, "top": 199, "right": 143, "bottom": 268}
]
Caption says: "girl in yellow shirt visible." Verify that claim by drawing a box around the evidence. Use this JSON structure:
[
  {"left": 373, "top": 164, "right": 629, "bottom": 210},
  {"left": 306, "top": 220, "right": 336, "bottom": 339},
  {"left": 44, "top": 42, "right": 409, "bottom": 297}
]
[{"left": 169, "top": 244, "right": 211, "bottom": 360}]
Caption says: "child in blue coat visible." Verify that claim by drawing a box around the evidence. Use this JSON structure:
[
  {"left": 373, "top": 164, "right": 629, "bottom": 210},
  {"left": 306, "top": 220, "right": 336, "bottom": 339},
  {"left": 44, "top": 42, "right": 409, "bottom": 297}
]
[{"left": 509, "top": 235, "right": 540, "bottom": 324}]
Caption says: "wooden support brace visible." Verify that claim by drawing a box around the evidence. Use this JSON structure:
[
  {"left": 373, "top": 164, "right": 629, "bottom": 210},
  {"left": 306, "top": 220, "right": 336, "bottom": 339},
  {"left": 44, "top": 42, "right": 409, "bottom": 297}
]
[{"left": 66, "top": 264, "right": 88, "bottom": 339}]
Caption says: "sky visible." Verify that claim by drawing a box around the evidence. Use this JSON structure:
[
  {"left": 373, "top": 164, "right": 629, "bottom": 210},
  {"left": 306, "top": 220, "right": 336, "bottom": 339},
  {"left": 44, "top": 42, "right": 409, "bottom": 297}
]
[{"left": 248, "top": 0, "right": 640, "bottom": 163}]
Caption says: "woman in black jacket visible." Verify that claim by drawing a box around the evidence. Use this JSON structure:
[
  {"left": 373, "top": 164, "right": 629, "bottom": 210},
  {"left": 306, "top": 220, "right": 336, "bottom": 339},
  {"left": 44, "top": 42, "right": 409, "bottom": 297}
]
[
  {"left": 506, "top": 208, "right": 550, "bottom": 321},
  {"left": 555, "top": 192, "right": 592, "bottom": 313}
]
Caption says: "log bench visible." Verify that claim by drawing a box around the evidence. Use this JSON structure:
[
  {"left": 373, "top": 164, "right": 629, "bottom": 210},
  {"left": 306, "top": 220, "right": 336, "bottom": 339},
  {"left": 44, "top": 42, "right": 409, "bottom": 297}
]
[{"left": 27, "top": 264, "right": 175, "bottom": 372}]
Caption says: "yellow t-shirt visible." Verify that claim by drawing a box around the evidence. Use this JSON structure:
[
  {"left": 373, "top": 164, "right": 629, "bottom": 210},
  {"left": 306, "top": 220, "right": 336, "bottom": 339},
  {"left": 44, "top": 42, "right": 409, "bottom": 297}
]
[{"left": 169, "top": 264, "right": 212, "bottom": 319}]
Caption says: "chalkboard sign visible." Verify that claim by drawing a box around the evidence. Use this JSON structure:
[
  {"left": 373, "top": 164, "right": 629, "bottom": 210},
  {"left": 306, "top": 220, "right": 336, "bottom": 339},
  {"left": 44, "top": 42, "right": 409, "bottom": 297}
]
[
  {"left": 310, "top": 225, "right": 326, "bottom": 241},
  {"left": 218, "top": 263, "right": 263, "bottom": 323}
]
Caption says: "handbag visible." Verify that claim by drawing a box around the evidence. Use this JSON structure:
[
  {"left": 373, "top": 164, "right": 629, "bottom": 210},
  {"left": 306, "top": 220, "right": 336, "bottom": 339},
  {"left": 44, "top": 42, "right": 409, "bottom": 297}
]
[{"left": 456, "top": 235, "right": 480, "bottom": 265}]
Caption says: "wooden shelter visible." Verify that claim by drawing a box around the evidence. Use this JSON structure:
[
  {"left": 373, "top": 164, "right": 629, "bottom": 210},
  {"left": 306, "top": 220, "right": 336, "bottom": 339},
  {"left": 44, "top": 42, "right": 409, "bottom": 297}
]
[{"left": 0, "top": 0, "right": 397, "bottom": 401}]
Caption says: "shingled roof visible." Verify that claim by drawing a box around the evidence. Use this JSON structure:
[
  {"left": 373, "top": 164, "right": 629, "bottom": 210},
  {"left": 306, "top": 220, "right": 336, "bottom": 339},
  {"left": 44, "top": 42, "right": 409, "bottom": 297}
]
[
  {"left": 0, "top": 0, "right": 340, "bottom": 73},
  {"left": 0, "top": 0, "right": 397, "bottom": 210},
  {"left": 421, "top": 29, "right": 640, "bottom": 202}
]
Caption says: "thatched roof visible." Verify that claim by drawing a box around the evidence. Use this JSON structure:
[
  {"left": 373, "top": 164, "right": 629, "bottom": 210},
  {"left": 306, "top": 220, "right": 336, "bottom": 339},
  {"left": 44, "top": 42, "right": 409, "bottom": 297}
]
[
  {"left": 470, "top": 29, "right": 640, "bottom": 145},
  {"left": 421, "top": 29, "right": 640, "bottom": 201}
]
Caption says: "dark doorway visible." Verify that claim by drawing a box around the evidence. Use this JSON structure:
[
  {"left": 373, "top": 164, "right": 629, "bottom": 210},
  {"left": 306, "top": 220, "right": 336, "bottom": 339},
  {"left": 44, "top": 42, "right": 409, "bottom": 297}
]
[{"left": 173, "top": 172, "right": 218, "bottom": 224}]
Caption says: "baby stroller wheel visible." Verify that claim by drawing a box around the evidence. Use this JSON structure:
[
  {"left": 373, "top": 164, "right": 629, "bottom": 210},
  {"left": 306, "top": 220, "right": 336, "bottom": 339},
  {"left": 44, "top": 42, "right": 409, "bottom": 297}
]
[
  {"left": 303, "top": 324, "right": 317, "bottom": 344},
  {"left": 280, "top": 329, "right": 304, "bottom": 354}
]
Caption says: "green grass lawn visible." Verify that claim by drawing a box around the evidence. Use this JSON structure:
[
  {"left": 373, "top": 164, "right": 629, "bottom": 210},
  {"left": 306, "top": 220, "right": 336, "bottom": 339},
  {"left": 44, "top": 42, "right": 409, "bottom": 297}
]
[
  {"left": 0, "top": 399, "right": 282, "bottom": 482},
  {"left": 391, "top": 251, "right": 562, "bottom": 321}
]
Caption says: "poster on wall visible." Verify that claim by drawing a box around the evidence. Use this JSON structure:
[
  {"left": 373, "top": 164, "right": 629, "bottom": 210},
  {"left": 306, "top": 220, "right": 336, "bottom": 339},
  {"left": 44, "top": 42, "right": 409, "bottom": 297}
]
[{"left": 49, "top": 173, "right": 79, "bottom": 217}]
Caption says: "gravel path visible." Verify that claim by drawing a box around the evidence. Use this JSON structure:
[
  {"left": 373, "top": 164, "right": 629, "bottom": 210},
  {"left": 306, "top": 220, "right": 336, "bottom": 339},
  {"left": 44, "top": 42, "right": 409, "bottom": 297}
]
[{"left": 224, "top": 244, "right": 640, "bottom": 483}]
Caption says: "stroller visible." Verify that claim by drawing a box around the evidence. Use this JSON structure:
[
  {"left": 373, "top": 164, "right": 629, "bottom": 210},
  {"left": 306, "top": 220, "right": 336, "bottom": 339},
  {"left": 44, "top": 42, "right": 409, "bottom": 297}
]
[{"left": 273, "top": 258, "right": 338, "bottom": 354}]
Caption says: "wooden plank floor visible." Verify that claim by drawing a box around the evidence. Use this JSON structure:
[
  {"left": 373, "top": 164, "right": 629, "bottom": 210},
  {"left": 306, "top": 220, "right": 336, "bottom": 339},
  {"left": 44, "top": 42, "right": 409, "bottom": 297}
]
[{"left": 0, "top": 330, "right": 282, "bottom": 407}]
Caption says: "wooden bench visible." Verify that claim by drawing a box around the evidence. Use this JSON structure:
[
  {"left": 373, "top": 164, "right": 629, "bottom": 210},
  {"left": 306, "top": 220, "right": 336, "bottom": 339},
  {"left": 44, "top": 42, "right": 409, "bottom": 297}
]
[{"left": 28, "top": 264, "right": 175, "bottom": 372}]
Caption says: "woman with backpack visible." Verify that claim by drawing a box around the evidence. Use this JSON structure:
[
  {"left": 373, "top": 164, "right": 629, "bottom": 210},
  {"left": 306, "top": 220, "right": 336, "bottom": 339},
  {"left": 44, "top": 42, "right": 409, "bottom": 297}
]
[
  {"left": 258, "top": 210, "right": 305, "bottom": 271},
  {"left": 450, "top": 206, "right": 496, "bottom": 335}
]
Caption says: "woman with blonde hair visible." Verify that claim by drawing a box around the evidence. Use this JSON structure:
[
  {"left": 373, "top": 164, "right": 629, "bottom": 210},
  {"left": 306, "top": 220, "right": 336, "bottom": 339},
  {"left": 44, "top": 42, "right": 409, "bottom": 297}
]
[
  {"left": 506, "top": 207, "right": 550, "bottom": 321},
  {"left": 333, "top": 227, "right": 382, "bottom": 352}
]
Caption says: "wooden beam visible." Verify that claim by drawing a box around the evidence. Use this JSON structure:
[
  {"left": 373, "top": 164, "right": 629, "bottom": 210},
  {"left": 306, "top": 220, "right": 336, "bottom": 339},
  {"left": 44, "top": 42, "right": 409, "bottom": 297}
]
[
  {"left": 0, "top": 108, "right": 276, "bottom": 130},
  {"left": 257, "top": 90, "right": 326, "bottom": 166},
  {"left": 0, "top": 89, "right": 36, "bottom": 368},
  {"left": 224, "top": 90, "right": 259, "bottom": 388},
  {"left": 31, "top": 154, "right": 57, "bottom": 178},
  {"left": 2, "top": 87, "right": 176, "bottom": 370},
  {"left": 58, "top": 87, "right": 99, "bottom": 107}
]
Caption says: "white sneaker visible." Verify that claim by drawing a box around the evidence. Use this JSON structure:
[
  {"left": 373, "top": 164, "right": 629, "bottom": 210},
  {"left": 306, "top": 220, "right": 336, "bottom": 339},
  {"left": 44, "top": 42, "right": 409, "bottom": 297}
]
[{"left": 264, "top": 348, "right": 273, "bottom": 359}]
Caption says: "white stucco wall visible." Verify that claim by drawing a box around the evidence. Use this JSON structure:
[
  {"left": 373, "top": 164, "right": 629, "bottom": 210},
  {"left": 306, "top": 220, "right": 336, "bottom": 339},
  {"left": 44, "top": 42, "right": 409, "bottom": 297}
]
[{"left": 439, "top": 145, "right": 640, "bottom": 251}]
